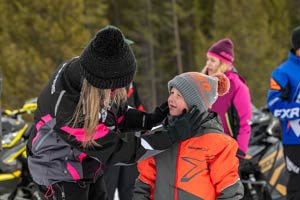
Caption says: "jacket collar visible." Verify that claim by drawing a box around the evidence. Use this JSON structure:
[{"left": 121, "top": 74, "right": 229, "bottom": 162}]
[
  {"left": 166, "top": 111, "right": 224, "bottom": 136},
  {"left": 289, "top": 51, "right": 300, "bottom": 65}
]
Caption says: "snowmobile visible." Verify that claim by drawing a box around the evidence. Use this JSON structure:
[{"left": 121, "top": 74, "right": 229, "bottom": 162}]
[
  {"left": 240, "top": 105, "right": 288, "bottom": 200},
  {"left": 0, "top": 98, "right": 40, "bottom": 200}
]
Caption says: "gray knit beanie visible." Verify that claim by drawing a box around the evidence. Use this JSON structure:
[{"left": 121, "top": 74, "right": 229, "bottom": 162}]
[{"left": 168, "top": 72, "right": 230, "bottom": 113}]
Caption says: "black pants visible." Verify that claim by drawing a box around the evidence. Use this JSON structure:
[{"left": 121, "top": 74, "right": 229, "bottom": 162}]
[
  {"left": 36, "top": 173, "right": 108, "bottom": 200},
  {"left": 284, "top": 145, "right": 300, "bottom": 200},
  {"left": 104, "top": 164, "right": 139, "bottom": 200}
]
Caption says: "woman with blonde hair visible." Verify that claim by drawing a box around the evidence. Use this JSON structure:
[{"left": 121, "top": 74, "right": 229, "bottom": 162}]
[
  {"left": 27, "top": 25, "right": 202, "bottom": 200},
  {"left": 202, "top": 38, "right": 252, "bottom": 160}
]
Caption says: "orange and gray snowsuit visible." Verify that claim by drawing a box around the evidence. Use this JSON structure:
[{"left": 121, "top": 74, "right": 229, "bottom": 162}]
[{"left": 133, "top": 112, "right": 244, "bottom": 200}]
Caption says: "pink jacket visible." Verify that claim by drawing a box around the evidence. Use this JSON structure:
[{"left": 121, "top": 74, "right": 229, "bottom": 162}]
[{"left": 211, "top": 69, "right": 252, "bottom": 158}]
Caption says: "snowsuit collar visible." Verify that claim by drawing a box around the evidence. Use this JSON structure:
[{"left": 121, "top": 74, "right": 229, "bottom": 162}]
[{"left": 166, "top": 111, "right": 224, "bottom": 137}]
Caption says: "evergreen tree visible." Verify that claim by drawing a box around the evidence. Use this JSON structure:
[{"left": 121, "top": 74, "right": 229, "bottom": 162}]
[
  {"left": 0, "top": 0, "right": 107, "bottom": 108},
  {"left": 211, "top": 0, "right": 289, "bottom": 106},
  {"left": 0, "top": 0, "right": 299, "bottom": 109}
]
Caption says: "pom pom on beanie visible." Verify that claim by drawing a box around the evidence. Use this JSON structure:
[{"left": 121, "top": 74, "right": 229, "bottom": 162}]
[{"left": 212, "top": 73, "right": 230, "bottom": 96}]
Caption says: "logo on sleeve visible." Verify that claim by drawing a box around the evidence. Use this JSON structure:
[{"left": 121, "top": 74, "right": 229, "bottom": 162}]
[
  {"left": 274, "top": 108, "right": 300, "bottom": 119},
  {"left": 270, "top": 78, "right": 281, "bottom": 90}
]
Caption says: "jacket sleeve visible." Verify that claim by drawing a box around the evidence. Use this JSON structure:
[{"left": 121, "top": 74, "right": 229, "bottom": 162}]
[
  {"left": 267, "top": 67, "right": 300, "bottom": 120},
  {"left": 232, "top": 78, "right": 252, "bottom": 158},
  {"left": 133, "top": 157, "right": 156, "bottom": 200},
  {"left": 208, "top": 134, "right": 244, "bottom": 200},
  {"left": 55, "top": 125, "right": 146, "bottom": 164},
  {"left": 55, "top": 121, "right": 172, "bottom": 166}
]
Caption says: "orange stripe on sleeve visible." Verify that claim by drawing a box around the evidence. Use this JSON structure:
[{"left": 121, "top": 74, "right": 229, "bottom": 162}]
[{"left": 269, "top": 78, "right": 281, "bottom": 90}]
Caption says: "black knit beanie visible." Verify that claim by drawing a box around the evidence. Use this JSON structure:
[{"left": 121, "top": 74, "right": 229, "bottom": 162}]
[
  {"left": 291, "top": 26, "right": 300, "bottom": 51},
  {"left": 79, "top": 25, "right": 137, "bottom": 89}
]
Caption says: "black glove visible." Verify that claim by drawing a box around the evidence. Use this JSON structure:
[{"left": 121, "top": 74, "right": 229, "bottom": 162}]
[
  {"left": 167, "top": 105, "right": 202, "bottom": 143},
  {"left": 143, "top": 101, "right": 169, "bottom": 129},
  {"left": 122, "top": 101, "right": 169, "bottom": 131}
]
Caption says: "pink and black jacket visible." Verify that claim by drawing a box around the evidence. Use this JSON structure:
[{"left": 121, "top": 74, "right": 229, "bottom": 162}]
[
  {"left": 27, "top": 58, "right": 169, "bottom": 187},
  {"left": 211, "top": 69, "right": 252, "bottom": 159}
]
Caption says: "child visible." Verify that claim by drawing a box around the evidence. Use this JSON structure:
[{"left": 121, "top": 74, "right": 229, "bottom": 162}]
[{"left": 133, "top": 72, "right": 244, "bottom": 200}]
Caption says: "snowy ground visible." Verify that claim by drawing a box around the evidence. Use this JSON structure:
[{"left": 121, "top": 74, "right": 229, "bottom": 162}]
[
  {"left": 114, "top": 190, "right": 119, "bottom": 200},
  {"left": 6, "top": 188, "right": 121, "bottom": 200}
]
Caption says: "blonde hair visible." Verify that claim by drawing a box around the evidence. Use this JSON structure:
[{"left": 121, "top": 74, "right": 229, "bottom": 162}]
[
  {"left": 72, "top": 79, "right": 127, "bottom": 148},
  {"left": 202, "top": 61, "right": 231, "bottom": 76}
]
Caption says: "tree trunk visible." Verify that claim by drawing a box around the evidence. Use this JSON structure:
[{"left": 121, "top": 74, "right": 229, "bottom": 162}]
[
  {"left": 172, "top": 0, "right": 183, "bottom": 74},
  {"left": 147, "top": 0, "right": 157, "bottom": 109},
  {"left": 0, "top": 70, "right": 2, "bottom": 150}
]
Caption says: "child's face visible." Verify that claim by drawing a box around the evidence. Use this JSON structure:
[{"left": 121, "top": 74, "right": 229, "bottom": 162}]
[{"left": 168, "top": 87, "right": 188, "bottom": 117}]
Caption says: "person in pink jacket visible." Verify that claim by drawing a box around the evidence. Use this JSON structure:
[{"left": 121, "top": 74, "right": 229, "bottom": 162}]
[{"left": 202, "top": 38, "right": 252, "bottom": 159}]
